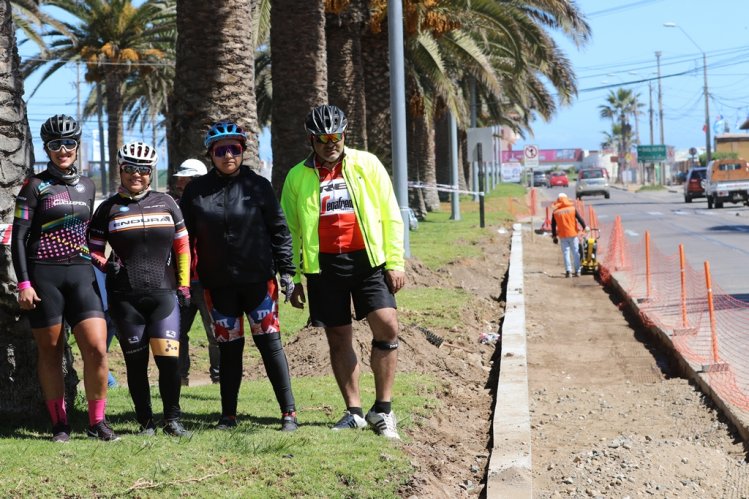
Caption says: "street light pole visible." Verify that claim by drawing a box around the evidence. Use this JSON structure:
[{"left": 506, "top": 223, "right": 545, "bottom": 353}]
[
  {"left": 655, "top": 51, "right": 664, "bottom": 145},
  {"left": 664, "top": 22, "right": 711, "bottom": 163}
]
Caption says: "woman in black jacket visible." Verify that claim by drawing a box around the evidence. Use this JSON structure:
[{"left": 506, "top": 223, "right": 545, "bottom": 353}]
[{"left": 180, "top": 120, "right": 297, "bottom": 431}]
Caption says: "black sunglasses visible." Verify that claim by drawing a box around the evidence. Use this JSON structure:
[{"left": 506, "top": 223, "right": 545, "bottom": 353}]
[
  {"left": 212, "top": 144, "right": 243, "bottom": 157},
  {"left": 120, "top": 164, "right": 153, "bottom": 175}
]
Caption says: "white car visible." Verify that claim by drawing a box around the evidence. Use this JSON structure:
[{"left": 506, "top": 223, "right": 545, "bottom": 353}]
[{"left": 575, "top": 168, "right": 610, "bottom": 199}]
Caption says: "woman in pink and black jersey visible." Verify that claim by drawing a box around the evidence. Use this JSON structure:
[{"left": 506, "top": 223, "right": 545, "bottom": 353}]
[
  {"left": 11, "top": 114, "right": 117, "bottom": 442},
  {"left": 89, "top": 142, "right": 192, "bottom": 438}
]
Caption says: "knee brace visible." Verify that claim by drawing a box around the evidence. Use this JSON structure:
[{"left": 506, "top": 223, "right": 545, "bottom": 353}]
[{"left": 372, "top": 338, "right": 399, "bottom": 351}]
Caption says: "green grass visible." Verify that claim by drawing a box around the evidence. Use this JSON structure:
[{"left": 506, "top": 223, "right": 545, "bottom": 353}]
[
  {"left": 0, "top": 374, "right": 436, "bottom": 497},
  {"left": 409, "top": 184, "right": 522, "bottom": 270},
  {"left": 637, "top": 184, "right": 666, "bottom": 192},
  {"left": 11, "top": 183, "right": 522, "bottom": 496}
]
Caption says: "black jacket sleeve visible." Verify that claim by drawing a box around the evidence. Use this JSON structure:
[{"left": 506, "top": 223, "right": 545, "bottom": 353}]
[
  {"left": 575, "top": 211, "right": 587, "bottom": 228},
  {"left": 259, "top": 177, "right": 295, "bottom": 276},
  {"left": 11, "top": 178, "right": 38, "bottom": 284}
]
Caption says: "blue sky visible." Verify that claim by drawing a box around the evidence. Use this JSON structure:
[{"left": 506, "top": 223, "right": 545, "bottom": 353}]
[
  {"left": 521, "top": 0, "right": 749, "bottom": 153},
  {"left": 17, "top": 0, "right": 749, "bottom": 165}
]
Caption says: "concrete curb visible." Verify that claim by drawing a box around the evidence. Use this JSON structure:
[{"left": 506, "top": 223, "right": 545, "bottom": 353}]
[{"left": 486, "top": 223, "right": 532, "bottom": 498}]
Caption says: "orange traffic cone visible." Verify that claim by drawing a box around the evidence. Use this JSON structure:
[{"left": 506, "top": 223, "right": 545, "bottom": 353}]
[{"left": 540, "top": 206, "right": 551, "bottom": 232}]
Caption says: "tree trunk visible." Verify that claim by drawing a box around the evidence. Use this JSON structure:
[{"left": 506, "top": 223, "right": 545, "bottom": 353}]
[
  {"left": 170, "top": 0, "right": 261, "bottom": 195},
  {"left": 105, "top": 72, "right": 124, "bottom": 194},
  {"left": 362, "top": 26, "right": 391, "bottom": 173},
  {"left": 0, "top": 0, "right": 77, "bottom": 417},
  {"left": 407, "top": 110, "right": 440, "bottom": 215},
  {"left": 269, "top": 0, "right": 328, "bottom": 196},
  {"left": 326, "top": 0, "right": 368, "bottom": 151},
  {"left": 434, "top": 110, "right": 451, "bottom": 202},
  {"left": 406, "top": 111, "right": 426, "bottom": 217}
]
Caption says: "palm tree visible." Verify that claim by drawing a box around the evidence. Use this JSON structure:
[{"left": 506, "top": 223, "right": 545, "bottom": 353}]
[
  {"left": 359, "top": 0, "right": 589, "bottom": 209},
  {"left": 22, "top": 0, "right": 175, "bottom": 194},
  {"left": 169, "top": 0, "right": 262, "bottom": 180},
  {"left": 325, "top": 0, "right": 368, "bottom": 150},
  {"left": 11, "top": 0, "right": 73, "bottom": 48},
  {"left": 599, "top": 88, "right": 638, "bottom": 183},
  {"left": 269, "top": 0, "right": 327, "bottom": 195},
  {"left": 1, "top": 0, "right": 78, "bottom": 416}
]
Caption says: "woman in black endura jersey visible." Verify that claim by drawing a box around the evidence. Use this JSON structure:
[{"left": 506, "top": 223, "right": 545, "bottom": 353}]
[
  {"left": 89, "top": 141, "right": 192, "bottom": 438},
  {"left": 12, "top": 114, "right": 118, "bottom": 442}
]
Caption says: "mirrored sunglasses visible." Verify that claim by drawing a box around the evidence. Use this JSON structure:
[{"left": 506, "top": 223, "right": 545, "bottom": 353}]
[
  {"left": 314, "top": 133, "right": 344, "bottom": 144},
  {"left": 120, "top": 164, "right": 153, "bottom": 175},
  {"left": 212, "top": 144, "right": 243, "bottom": 157},
  {"left": 46, "top": 139, "right": 78, "bottom": 152}
]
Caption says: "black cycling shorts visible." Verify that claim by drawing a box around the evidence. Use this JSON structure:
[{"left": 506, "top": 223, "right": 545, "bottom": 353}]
[
  {"left": 27, "top": 263, "right": 104, "bottom": 329},
  {"left": 109, "top": 290, "right": 180, "bottom": 356},
  {"left": 306, "top": 252, "right": 396, "bottom": 328}
]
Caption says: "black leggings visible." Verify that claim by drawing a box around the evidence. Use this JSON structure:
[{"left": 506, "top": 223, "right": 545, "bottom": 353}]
[{"left": 109, "top": 290, "right": 182, "bottom": 424}]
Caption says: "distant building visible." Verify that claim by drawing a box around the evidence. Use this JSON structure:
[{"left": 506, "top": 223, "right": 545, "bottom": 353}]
[{"left": 715, "top": 133, "right": 749, "bottom": 160}]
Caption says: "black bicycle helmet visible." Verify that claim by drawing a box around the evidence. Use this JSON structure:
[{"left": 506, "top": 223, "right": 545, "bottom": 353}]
[
  {"left": 305, "top": 105, "right": 348, "bottom": 135},
  {"left": 40, "top": 114, "right": 82, "bottom": 143}
]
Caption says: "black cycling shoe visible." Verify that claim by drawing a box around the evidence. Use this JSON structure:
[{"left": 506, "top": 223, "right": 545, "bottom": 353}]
[
  {"left": 280, "top": 414, "right": 298, "bottom": 432},
  {"left": 51, "top": 423, "right": 71, "bottom": 443},
  {"left": 138, "top": 419, "right": 157, "bottom": 437},
  {"left": 87, "top": 419, "right": 120, "bottom": 441},
  {"left": 163, "top": 420, "right": 192, "bottom": 438},
  {"left": 216, "top": 415, "right": 237, "bottom": 430}
]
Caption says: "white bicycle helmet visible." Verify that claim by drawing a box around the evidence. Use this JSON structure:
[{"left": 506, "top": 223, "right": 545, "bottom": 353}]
[
  {"left": 117, "top": 142, "right": 158, "bottom": 167},
  {"left": 174, "top": 158, "right": 207, "bottom": 177}
]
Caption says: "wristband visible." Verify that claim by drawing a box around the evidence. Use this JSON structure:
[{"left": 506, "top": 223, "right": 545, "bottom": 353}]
[{"left": 18, "top": 281, "right": 32, "bottom": 291}]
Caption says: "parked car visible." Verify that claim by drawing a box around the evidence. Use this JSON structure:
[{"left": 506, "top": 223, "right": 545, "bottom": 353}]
[
  {"left": 683, "top": 167, "right": 706, "bottom": 203},
  {"left": 528, "top": 170, "right": 549, "bottom": 188},
  {"left": 549, "top": 171, "right": 569, "bottom": 187},
  {"left": 575, "top": 168, "right": 610, "bottom": 199}
]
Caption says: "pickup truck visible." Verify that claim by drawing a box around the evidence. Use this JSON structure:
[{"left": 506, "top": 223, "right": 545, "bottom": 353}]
[{"left": 705, "top": 158, "right": 749, "bottom": 209}]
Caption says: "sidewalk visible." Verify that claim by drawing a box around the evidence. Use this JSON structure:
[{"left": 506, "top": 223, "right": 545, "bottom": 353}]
[{"left": 487, "top": 223, "right": 747, "bottom": 497}]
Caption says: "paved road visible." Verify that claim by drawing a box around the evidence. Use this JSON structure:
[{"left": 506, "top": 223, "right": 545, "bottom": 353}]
[{"left": 541, "top": 185, "right": 749, "bottom": 299}]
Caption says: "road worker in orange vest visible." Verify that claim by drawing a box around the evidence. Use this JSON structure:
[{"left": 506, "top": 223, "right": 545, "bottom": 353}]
[{"left": 551, "top": 193, "right": 588, "bottom": 277}]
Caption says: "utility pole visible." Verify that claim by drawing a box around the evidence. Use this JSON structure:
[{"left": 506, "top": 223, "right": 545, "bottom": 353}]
[
  {"left": 664, "top": 22, "right": 711, "bottom": 163},
  {"left": 702, "top": 52, "right": 711, "bottom": 163},
  {"left": 655, "top": 51, "right": 665, "bottom": 145},
  {"left": 648, "top": 81, "right": 654, "bottom": 145}
]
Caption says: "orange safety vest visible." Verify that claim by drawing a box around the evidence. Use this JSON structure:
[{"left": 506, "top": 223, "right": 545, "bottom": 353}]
[{"left": 552, "top": 199, "right": 580, "bottom": 238}]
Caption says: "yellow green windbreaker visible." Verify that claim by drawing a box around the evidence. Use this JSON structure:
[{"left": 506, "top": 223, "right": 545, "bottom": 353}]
[{"left": 280, "top": 147, "right": 405, "bottom": 283}]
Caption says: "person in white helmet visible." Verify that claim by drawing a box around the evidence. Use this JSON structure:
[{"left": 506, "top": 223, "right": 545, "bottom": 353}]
[{"left": 171, "top": 159, "right": 219, "bottom": 386}]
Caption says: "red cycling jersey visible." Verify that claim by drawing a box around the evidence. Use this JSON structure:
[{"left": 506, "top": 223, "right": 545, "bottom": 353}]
[{"left": 317, "top": 159, "right": 365, "bottom": 254}]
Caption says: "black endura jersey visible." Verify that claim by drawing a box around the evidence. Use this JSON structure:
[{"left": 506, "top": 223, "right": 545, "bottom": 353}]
[{"left": 88, "top": 191, "right": 190, "bottom": 292}]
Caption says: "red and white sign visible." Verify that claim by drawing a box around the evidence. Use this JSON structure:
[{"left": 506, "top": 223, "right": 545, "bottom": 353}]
[{"left": 523, "top": 145, "right": 539, "bottom": 168}]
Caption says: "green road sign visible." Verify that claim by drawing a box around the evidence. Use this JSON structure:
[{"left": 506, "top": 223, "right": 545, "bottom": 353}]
[{"left": 637, "top": 145, "right": 667, "bottom": 162}]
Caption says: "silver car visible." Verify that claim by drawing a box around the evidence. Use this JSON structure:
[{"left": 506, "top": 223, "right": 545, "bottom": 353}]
[{"left": 576, "top": 168, "right": 610, "bottom": 199}]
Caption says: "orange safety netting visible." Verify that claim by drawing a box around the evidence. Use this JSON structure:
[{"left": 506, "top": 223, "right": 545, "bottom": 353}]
[{"left": 597, "top": 216, "right": 749, "bottom": 411}]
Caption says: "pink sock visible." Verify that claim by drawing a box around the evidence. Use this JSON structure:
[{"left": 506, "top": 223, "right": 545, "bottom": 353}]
[
  {"left": 88, "top": 399, "right": 107, "bottom": 426},
  {"left": 46, "top": 398, "right": 67, "bottom": 426}
]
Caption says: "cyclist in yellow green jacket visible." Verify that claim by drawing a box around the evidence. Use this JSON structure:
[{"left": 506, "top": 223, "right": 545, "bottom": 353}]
[{"left": 281, "top": 105, "right": 405, "bottom": 439}]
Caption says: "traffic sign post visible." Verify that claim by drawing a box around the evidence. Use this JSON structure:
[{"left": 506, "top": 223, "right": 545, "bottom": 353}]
[
  {"left": 523, "top": 144, "right": 539, "bottom": 168},
  {"left": 637, "top": 145, "right": 667, "bottom": 162}
]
